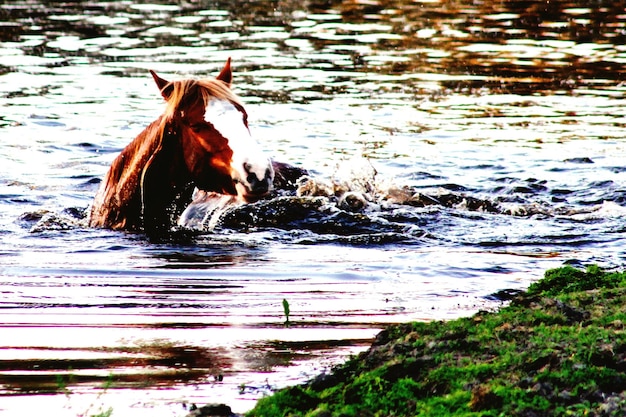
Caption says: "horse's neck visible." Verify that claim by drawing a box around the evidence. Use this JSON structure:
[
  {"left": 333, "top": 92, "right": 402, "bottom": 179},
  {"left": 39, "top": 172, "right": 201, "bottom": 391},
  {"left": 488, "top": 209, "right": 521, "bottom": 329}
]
[
  {"left": 91, "top": 118, "right": 189, "bottom": 231},
  {"left": 139, "top": 121, "right": 196, "bottom": 232},
  {"left": 122, "top": 120, "right": 163, "bottom": 183}
]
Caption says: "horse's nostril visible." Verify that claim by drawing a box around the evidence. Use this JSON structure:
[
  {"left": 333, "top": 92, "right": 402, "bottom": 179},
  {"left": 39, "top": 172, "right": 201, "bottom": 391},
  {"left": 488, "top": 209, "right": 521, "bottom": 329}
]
[
  {"left": 243, "top": 164, "right": 272, "bottom": 194},
  {"left": 246, "top": 173, "right": 270, "bottom": 194}
]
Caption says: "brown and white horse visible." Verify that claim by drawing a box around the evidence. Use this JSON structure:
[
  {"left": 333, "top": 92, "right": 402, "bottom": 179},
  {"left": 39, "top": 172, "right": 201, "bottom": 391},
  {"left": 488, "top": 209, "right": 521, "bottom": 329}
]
[{"left": 89, "top": 59, "right": 281, "bottom": 235}]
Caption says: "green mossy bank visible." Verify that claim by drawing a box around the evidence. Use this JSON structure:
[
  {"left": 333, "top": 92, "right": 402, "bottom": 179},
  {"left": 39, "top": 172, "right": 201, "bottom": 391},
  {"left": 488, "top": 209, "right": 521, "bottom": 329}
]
[{"left": 248, "top": 266, "right": 626, "bottom": 417}]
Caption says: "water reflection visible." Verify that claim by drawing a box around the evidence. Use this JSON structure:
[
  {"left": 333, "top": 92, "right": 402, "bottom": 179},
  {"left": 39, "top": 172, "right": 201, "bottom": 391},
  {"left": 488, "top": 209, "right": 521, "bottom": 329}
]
[
  {"left": 2, "top": 0, "right": 624, "bottom": 99},
  {"left": 0, "top": 343, "right": 227, "bottom": 394}
]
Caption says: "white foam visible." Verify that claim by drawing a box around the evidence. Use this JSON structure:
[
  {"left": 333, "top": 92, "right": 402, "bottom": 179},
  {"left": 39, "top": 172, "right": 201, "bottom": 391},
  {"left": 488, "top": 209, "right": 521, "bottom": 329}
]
[
  {"left": 568, "top": 201, "right": 626, "bottom": 221},
  {"left": 178, "top": 189, "right": 243, "bottom": 231}
]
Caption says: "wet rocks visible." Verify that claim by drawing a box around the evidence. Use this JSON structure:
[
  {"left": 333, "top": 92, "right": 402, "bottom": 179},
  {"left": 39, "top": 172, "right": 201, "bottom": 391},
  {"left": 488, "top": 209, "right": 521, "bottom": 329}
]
[{"left": 186, "top": 403, "right": 240, "bottom": 417}]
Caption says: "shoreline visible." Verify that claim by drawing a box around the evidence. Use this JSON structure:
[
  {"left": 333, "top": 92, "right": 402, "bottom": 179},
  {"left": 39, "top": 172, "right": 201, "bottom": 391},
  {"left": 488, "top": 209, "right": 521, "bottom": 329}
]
[{"left": 244, "top": 265, "right": 626, "bottom": 416}]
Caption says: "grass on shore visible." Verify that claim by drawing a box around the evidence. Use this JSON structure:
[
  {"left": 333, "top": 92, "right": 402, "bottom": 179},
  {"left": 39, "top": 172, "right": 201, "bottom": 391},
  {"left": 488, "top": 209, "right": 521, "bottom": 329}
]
[{"left": 248, "top": 265, "right": 626, "bottom": 417}]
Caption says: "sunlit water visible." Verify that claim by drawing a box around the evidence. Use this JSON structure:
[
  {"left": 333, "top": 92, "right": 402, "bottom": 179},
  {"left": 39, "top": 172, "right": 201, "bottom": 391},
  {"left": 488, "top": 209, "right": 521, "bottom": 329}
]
[{"left": 1, "top": 1, "right": 626, "bottom": 415}]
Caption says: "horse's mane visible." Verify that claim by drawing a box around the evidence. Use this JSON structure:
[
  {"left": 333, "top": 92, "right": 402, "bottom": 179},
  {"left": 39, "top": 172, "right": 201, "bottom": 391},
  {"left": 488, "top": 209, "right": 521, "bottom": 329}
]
[{"left": 158, "top": 77, "right": 243, "bottom": 137}]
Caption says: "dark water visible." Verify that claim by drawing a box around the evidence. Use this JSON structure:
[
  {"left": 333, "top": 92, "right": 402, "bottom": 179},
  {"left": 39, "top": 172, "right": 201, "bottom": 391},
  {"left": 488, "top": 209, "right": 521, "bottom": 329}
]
[{"left": 1, "top": 1, "right": 626, "bottom": 415}]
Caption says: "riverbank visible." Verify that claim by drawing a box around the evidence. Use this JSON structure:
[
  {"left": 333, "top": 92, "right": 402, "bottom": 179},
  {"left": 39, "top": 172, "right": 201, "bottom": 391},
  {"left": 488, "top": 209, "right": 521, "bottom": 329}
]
[{"left": 246, "top": 265, "right": 626, "bottom": 416}]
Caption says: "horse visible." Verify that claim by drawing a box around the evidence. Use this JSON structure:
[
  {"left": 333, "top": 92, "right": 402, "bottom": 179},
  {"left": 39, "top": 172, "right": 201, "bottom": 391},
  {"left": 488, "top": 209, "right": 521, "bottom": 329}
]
[{"left": 89, "top": 58, "right": 303, "bottom": 235}]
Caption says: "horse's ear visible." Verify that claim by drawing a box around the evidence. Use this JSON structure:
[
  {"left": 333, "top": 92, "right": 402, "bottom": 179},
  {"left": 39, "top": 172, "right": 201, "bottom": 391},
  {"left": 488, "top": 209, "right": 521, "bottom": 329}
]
[
  {"left": 216, "top": 57, "right": 233, "bottom": 86},
  {"left": 150, "top": 70, "right": 173, "bottom": 100}
]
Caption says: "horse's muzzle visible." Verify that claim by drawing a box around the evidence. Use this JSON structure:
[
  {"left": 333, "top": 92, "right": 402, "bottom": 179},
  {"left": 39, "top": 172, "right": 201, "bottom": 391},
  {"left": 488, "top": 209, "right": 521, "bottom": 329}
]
[{"left": 240, "top": 164, "right": 274, "bottom": 200}]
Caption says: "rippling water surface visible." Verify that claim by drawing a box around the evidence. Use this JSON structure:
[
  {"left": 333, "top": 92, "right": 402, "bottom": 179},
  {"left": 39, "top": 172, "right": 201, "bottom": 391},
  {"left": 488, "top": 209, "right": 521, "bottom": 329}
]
[{"left": 1, "top": 1, "right": 625, "bottom": 415}]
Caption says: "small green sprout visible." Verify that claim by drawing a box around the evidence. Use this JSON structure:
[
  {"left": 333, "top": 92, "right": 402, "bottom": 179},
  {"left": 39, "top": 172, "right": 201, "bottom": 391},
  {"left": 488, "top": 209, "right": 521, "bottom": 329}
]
[{"left": 282, "top": 298, "right": 290, "bottom": 325}]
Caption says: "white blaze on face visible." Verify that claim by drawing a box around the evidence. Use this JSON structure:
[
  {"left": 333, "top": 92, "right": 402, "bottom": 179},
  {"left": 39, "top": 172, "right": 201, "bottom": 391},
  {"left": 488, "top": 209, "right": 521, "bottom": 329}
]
[{"left": 203, "top": 98, "right": 273, "bottom": 195}]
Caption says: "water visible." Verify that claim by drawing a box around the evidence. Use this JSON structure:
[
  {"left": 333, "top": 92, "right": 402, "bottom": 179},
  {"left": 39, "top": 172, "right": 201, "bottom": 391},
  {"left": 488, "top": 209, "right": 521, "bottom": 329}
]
[{"left": 1, "top": 0, "right": 626, "bottom": 415}]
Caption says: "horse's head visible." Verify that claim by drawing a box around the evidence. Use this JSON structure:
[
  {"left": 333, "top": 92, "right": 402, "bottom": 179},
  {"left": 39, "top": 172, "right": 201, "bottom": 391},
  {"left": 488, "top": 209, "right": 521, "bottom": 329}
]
[{"left": 150, "top": 59, "right": 274, "bottom": 202}]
